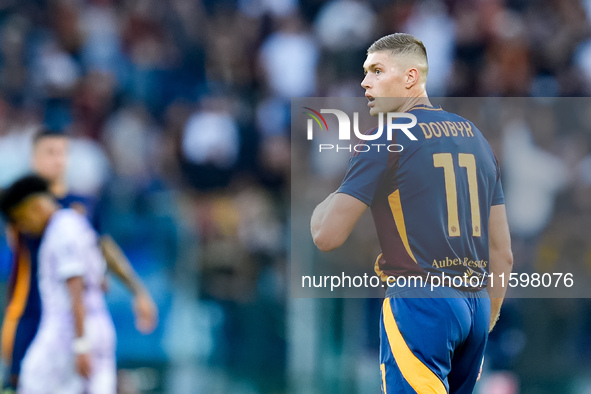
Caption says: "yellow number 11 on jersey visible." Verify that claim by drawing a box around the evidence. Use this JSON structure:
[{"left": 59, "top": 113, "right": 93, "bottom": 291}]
[{"left": 433, "top": 153, "right": 481, "bottom": 237}]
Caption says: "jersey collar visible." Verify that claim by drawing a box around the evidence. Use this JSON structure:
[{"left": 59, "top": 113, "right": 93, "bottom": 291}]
[{"left": 408, "top": 104, "right": 443, "bottom": 111}]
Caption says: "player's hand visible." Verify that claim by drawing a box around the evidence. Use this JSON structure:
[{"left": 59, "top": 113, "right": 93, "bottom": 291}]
[
  {"left": 133, "top": 291, "right": 158, "bottom": 334},
  {"left": 76, "top": 353, "right": 92, "bottom": 379}
]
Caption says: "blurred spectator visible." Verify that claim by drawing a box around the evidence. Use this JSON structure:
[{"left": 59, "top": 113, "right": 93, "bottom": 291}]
[
  {"left": 502, "top": 113, "right": 570, "bottom": 239},
  {"left": 179, "top": 96, "right": 240, "bottom": 191},
  {"left": 79, "top": 0, "right": 126, "bottom": 83},
  {"left": 404, "top": 1, "right": 455, "bottom": 96},
  {"left": 0, "top": 15, "right": 29, "bottom": 103},
  {"left": 239, "top": 0, "right": 298, "bottom": 18},
  {"left": 103, "top": 104, "right": 160, "bottom": 188},
  {"left": 0, "top": 117, "right": 35, "bottom": 187},
  {"left": 259, "top": 14, "right": 319, "bottom": 98},
  {"left": 67, "top": 135, "right": 110, "bottom": 195},
  {"left": 314, "top": 0, "right": 376, "bottom": 51}
]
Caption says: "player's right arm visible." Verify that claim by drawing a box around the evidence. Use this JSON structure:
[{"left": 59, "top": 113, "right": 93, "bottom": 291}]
[
  {"left": 311, "top": 131, "right": 388, "bottom": 252},
  {"left": 66, "top": 276, "right": 91, "bottom": 378},
  {"left": 487, "top": 204, "right": 513, "bottom": 332},
  {"left": 311, "top": 192, "right": 368, "bottom": 252},
  {"left": 56, "top": 213, "right": 94, "bottom": 378}
]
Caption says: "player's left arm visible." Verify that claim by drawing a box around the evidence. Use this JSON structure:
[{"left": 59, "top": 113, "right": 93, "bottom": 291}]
[
  {"left": 311, "top": 192, "right": 367, "bottom": 252},
  {"left": 487, "top": 204, "right": 513, "bottom": 332},
  {"left": 99, "top": 235, "right": 158, "bottom": 334},
  {"left": 486, "top": 154, "right": 512, "bottom": 332}
]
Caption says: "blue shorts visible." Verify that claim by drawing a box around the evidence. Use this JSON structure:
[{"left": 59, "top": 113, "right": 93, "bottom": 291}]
[{"left": 380, "top": 284, "right": 490, "bottom": 394}]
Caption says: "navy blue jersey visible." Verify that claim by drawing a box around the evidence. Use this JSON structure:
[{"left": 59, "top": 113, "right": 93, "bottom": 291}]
[
  {"left": 338, "top": 104, "right": 504, "bottom": 283},
  {"left": 57, "top": 194, "right": 101, "bottom": 234}
]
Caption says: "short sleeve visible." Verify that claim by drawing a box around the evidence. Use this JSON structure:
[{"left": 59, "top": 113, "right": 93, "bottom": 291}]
[
  {"left": 55, "top": 239, "right": 85, "bottom": 280},
  {"left": 52, "top": 214, "right": 87, "bottom": 280},
  {"left": 337, "top": 150, "right": 388, "bottom": 206},
  {"left": 492, "top": 165, "right": 505, "bottom": 206}
]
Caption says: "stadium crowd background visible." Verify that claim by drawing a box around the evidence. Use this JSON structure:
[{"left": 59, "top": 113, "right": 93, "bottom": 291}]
[{"left": 0, "top": 0, "right": 590, "bottom": 393}]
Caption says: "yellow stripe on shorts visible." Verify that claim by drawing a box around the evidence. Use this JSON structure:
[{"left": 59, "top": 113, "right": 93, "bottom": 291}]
[{"left": 382, "top": 297, "right": 446, "bottom": 393}]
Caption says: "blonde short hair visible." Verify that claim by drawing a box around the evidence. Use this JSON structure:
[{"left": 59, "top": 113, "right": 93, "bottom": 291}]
[{"left": 368, "top": 33, "right": 429, "bottom": 80}]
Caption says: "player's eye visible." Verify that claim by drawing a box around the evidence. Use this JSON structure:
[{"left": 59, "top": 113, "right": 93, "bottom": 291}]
[{"left": 375, "top": 69, "right": 382, "bottom": 75}]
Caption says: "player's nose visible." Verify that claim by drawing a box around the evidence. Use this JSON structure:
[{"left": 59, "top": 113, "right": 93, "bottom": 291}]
[{"left": 361, "top": 75, "right": 371, "bottom": 89}]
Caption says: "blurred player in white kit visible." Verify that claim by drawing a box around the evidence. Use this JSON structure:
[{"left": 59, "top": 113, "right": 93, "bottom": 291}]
[{"left": 0, "top": 175, "right": 116, "bottom": 394}]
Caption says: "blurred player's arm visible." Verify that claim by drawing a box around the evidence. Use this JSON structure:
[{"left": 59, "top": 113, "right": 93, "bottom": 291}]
[
  {"left": 66, "top": 276, "right": 91, "bottom": 379},
  {"left": 99, "top": 235, "right": 158, "bottom": 334},
  {"left": 487, "top": 204, "right": 513, "bottom": 332},
  {"left": 311, "top": 192, "right": 367, "bottom": 252}
]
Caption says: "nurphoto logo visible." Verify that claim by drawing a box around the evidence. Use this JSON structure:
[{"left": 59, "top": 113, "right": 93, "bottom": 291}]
[{"left": 303, "top": 107, "right": 418, "bottom": 153}]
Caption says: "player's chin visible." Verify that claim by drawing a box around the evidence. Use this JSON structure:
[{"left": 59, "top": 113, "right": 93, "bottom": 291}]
[{"left": 368, "top": 106, "right": 380, "bottom": 116}]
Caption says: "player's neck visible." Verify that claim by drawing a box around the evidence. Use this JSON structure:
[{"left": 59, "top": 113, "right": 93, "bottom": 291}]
[
  {"left": 398, "top": 95, "right": 432, "bottom": 113},
  {"left": 40, "top": 200, "right": 60, "bottom": 233},
  {"left": 50, "top": 180, "right": 69, "bottom": 198}
]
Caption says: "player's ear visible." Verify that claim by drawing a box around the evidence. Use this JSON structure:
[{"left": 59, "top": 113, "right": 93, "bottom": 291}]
[
  {"left": 405, "top": 68, "right": 420, "bottom": 89},
  {"left": 29, "top": 196, "right": 51, "bottom": 217}
]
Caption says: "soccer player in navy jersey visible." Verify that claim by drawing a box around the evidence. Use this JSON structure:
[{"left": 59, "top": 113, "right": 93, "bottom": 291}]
[
  {"left": 1, "top": 130, "right": 158, "bottom": 391},
  {"left": 311, "top": 33, "right": 513, "bottom": 393}
]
